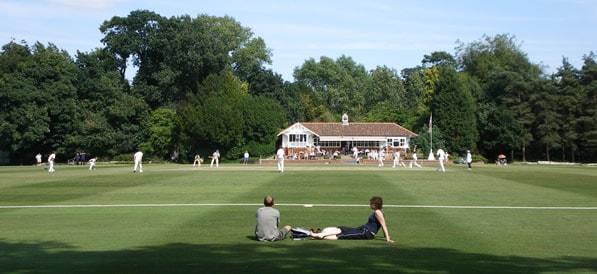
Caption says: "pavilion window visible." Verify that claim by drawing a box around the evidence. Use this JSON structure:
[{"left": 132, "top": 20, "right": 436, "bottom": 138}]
[
  {"left": 289, "top": 134, "right": 307, "bottom": 142},
  {"left": 317, "top": 141, "right": 340, "bottom": 148},
  {"left": 392, "top": 138, "right": 405, "bottom": 147}
]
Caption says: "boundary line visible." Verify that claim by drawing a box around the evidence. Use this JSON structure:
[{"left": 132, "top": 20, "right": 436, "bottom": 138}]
[{"left": 0, "top": 203, "right": 596, "bottom": 210}]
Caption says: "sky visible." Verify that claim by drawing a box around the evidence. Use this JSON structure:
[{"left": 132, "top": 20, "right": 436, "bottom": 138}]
[{"left": 0, "top": 0, "right": 596, "bottom": 81}]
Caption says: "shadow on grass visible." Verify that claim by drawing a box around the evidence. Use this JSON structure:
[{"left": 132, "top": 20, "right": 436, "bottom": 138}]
[{"left": 1, "top": 239, "right": 595, "bottom": 274}]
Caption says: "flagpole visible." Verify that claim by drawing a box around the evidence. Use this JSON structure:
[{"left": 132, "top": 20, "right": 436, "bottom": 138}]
[{"left": 428, "top": 113, "right": 435, "bottom": 160}]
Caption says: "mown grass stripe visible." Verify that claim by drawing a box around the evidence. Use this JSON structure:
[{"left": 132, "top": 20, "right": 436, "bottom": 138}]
[{"left": 1, "top": 203, "right": 596, "bottom": 210}]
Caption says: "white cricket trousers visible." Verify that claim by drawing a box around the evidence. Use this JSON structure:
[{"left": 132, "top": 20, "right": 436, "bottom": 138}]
[
  {"left": 410, "top": 160, "right": 421, "bottom": 168},
  {"left": 134, "top": 160, "right": 143, "bottom": 172},
  {"left": 210, "top": 158, "right": 219, "bottom": 167},
  {"left": 438, "top": 160, "right": 445, "bottom": 172},
  {"left": 277, "top": 159, "right": 284, "bottom": 172},
  {"left": 48, "top": 161, "right": 55, "bottom": 173}
]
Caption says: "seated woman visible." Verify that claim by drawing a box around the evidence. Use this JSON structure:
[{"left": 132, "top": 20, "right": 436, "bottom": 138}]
[{"left": 310, "top": 196, "right": 394, "bottom": 243}]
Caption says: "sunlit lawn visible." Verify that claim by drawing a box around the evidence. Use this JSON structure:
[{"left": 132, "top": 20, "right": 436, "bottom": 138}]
[{"left": 0, "top": 163, "right": 595, "bottom": 273}]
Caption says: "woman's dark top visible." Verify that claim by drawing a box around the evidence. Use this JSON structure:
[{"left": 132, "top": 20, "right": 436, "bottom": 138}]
[{"left": 362, "top": 211, "right": 381, "bottom": 234}]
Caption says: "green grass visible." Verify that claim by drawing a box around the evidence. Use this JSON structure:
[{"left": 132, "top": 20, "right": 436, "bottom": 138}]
[{"left": 0, "top": 164, "right": 596, "bottom": 273}]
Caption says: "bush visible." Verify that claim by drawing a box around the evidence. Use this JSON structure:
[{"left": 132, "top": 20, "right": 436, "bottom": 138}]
[
  {"left": 112, "top": 153, "right": 133, "bottom": 162},
  {"left": 472, "top": 154, "right": 488, "bottom": 163},
  {"left": 226, "top": 141, "right": 276, "bottom": 160}
]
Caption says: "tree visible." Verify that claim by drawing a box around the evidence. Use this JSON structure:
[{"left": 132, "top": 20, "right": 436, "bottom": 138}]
[
  {"left": 457, "top": 34, "right": 541, "bottom": 161},
  {"left": 235, "top": 65, "right": 304, "bottom": 123},
  {"left": 73, "top": 48, "right": 149, "bottom": 158},
  {"left": 294, "top": 55, "right": 368, "bottom": 117},
  {"left": 553, "top": 58, "right": 582, "bottom": 161},
  {"left": 577, "top": 53, "right": 597, "bottom": 161},
  {"left": 177, "top": 71, "right": 246, "bottom": 159},
  {"left": 103, "top": 92, "right": 150, "bottom": 155},
  {"left": 100, "top": 11, "right": 271, "bottom": 108},
  {"left": 422, "top": 51, "right": 456, "bottom": 68},
  {"left": 141, "top": 108, "right": 178, "bottom": 159},
  {"left": 366, "top": 66, "right": 405, "bottom": 111},
  {"left": 457, "top": 34, "right": 541, "bottom": 84},
  {"left": 0, "top": 42, "right": 79, "bottom": 162},
  {"left": 75, "top": 48, "right": 127, "bottom": 109},
  {"left": 235, "top": 96, "right": 286, "bottom": 157},
  {"left": 476, "top": 102, "right": 522, "bottom": 159},
  {"left": 232, "top": 37, "right": 272, "bottom": 81},
  {"left": 430, "top": 66, "right": 478, "bottom": 154},
  {"left": 177, "top": 71, "right": 287, "bottom": 160},
  {"left": 487, "top": 71, "right": 535, "bottom": 161},
  {"left": 401, "top": 67, "right": 427, "bottom": 129},
  {"left": 99, "top": 10, "right": 164, "bottom": 81},
  {"left": 532, "top": 79, "right": 561, "bottom": 161}
]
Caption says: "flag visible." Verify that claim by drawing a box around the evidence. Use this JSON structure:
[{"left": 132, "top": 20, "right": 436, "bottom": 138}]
[{"left": 428, "top": 114, "right": 432, "bottom": 133}]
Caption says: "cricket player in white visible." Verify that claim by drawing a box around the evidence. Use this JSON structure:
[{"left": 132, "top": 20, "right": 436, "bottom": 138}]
[
  {"left": 392, "top": 150, "right": 406, "bottom": 168},
  {"left": 466, "top": 150, "right": 473, "bottom": 170},
  {"left": 35, "top": 153, "right": 42, "bottom": 166},
  {"left": 243, "top": 151, "right": 250, "bottom": 165},
  {"left": 409, "top": 150, "right": 421, "bottom": 168},
  {"left": 47, "top": 152, "right": 56, "bottom": 173},
  {"left": 378, "top": 148, "right": 385, "bottom": 167},
  {"left": 352, "top": 146, "right": 359, "bottom": 164},
  {"left": 88, "top": 157, "right": 97, "bottom": 170},
  {"left": 210, "top": 150, "right": 220, "bottom": 167},
  {"left": 276, "top": 147, "right": 285, "bottom": 172},
  {"left": 133, "top": 151, "right": 143, "bottom": 173},
  {"left": 436, "top": 148, "right": 446, "bottom": 172},
  {"left": 193, "top": 154, "right": 201, "bottom": 167}
]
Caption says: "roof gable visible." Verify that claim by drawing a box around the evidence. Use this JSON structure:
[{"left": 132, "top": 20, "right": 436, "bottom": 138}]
[{"left": 277, "top": 122, "right": 318, "bottom": 136}]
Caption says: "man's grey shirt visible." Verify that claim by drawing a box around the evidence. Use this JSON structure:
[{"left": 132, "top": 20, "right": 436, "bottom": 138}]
[{"left": 255, "top": 206, "right": 280, "bottom": 241}]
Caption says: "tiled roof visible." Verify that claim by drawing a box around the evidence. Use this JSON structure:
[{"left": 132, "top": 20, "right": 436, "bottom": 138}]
[{"left": 301, "top": 122, "right": 417, "bottom": 137}]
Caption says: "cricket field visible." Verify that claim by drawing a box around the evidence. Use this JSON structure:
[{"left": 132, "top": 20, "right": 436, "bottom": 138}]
[{"left": 0, "top": 163, "right": 595, "bottom": 273}]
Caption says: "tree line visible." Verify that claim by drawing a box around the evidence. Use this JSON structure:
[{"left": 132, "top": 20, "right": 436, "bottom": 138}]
[{"left": 1, "top": 10, "right": 596, "bottom": 163}]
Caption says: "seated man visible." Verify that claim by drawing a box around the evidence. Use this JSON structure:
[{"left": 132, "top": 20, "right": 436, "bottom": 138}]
[{"left": 255, "top": 196, "right": 291, "bottom": 241}]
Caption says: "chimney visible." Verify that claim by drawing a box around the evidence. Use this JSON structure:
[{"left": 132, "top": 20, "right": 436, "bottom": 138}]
[{"left": 341, "top": 113, "right": 349, "bottom": 126}]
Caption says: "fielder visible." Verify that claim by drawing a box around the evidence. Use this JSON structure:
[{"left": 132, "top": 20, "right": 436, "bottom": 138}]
[
  {"left": 352, "top": 146, "right": 359, "bottom": 164},
  {"left": 133, "top": 150, "right": 143, "bottom": 173},
  {"left": 436, "top": 148, "right": 446, "bottom": 172},
  {"left": 276, "top": 147, "right": 285, "bottom": 173},
  {"left": 243, "top": 151, "right": 250, "bottom": 165},
  {"left": 47, "top": 152, "right": 56, "bottom": 173},
  {"left": 35, "top": 153, "right": 42, "bottom": 166},
  {"left": 466, "top": 150, "right": 473, "bottom": 170},
  {"left": 392, "top": 150, "right": 406, "bottom": 168},
  {"left": 409, "top": 150, "right": 421, "bottom": 168},
  {"left": 210, "top": 150, "right": 220, "bottom": 168},
  {"left": 88, "top": 157, "right": 97, "bottom": 170},
  {"left": 193, "top": 154, "right": 202, "bottom": 167},
  {"left": 378, "top": 148, "right": 385, "bottom": 167}
]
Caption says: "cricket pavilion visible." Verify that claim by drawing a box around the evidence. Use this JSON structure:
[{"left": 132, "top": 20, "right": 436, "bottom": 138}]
[{"left": 276, "top": 114, "right": 417, "bottom": 159}]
